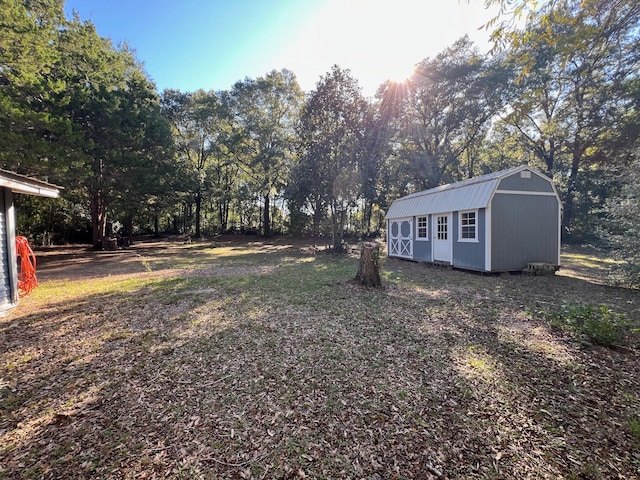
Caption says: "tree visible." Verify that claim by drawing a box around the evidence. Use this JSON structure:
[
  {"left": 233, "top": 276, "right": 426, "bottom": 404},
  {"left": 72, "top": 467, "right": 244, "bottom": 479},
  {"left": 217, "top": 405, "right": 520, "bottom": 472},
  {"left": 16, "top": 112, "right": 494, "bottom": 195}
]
[
  {"left": 2, "top": 3, "right": 171, "bottom": 247},
  {"left": 57, "top": 18, "right": 173, "bottom": 248},
  {"left": 397, "top": 37, "right": 503, "bottom": 189},
  {"left": 108, "top": 72, "right": 176, "bottom": 244},
  {"left": 230, "top": 70, "right": 303, "bottom": 237},
  {"left": 161, "top": 89, "right": 223, "bottom": 238},
  {"left": 496, "top": 0, "right": 640, "bottom": 237},
  {"left": 602, "top": 151, "right": 640, "bottom": 287},
  {"left": 295, "top": 66, "right": 369, "bottom": 251},
  {"left": 0, "top": 0, "right": 66, "bottom": 171}
]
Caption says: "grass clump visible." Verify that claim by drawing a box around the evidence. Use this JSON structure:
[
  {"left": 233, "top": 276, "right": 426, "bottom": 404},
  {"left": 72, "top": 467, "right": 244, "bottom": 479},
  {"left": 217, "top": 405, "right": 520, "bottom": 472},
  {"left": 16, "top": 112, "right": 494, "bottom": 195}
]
[
  {"left": 629, "top": 416, "right": 640, "bottom": 442},
  {"left": 547, "top": 304, "right": 633, "bottom": 347}
]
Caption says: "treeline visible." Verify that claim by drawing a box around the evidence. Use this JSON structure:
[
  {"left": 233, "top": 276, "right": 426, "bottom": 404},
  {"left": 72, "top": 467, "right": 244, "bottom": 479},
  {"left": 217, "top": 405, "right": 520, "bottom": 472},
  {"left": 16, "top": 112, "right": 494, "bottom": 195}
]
[{"left": 1, "top": 1, "right": 639, "bottom": 265}]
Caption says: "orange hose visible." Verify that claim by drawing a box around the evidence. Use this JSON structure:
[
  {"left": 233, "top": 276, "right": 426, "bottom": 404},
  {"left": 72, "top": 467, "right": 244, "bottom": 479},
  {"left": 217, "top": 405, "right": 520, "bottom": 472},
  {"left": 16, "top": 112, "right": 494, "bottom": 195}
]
[{"left": 15, "top": 236, "right": 38, "bottom": 297}]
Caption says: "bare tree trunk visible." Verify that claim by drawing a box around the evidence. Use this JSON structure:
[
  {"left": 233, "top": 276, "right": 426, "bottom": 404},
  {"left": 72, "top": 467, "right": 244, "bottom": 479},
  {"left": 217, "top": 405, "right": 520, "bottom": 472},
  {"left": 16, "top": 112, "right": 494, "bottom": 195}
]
[
  {"left": 263, "top": 193, "right": 271, "bottom": 237},
  {"left": 124, "top": 215, "right": 134, "bottom": 246},
  {"left": 195, "top": 190, "right": 202, "bottom": 238},
  {"left": 355, "top": 242, "right": 381, "bottom": 287},
  {"left": 91, "top": 190, "right": 107, "bottom": 249},
  {"left": 562, "top": 154, "right": 582, "bottom": 239}
]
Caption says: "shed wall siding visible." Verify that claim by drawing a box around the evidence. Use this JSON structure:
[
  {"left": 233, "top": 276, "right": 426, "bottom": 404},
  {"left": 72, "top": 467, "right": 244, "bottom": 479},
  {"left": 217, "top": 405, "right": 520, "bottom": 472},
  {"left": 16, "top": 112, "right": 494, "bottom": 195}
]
[
  {"left": 0, "top": 191, "right": 12, "bottom": 310},
  {"left": 451, "top": 209, "right": 486, "bottom": 270},
  {"left": 413, "top": 215, "right": 432, "bottom": 262},
  {"left": 490, "top": 194, "right": 560, "bottom": 271},
  {"left": 497, "top": 171, "right": 555, "bottom": 193}
]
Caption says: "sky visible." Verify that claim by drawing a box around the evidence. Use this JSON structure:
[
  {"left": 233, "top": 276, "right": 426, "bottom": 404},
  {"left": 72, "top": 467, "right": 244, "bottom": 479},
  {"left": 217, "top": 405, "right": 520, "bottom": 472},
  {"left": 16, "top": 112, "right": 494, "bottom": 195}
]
[{"left": 62, "top": 0, "right": 500, "bottom": 98}]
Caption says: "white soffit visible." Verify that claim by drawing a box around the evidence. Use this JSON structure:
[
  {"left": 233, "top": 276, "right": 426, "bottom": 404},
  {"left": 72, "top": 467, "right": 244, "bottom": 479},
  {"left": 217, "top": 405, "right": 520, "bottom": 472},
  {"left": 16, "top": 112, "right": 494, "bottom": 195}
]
[{"left": 0, "top": 170, "right": 61, "bottom": 198}]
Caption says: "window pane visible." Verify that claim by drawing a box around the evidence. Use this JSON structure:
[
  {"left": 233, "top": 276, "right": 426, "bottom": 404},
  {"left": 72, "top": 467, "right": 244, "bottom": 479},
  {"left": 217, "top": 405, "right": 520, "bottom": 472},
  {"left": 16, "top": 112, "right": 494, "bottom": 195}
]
[
  {"left": 460, "top": 212, "right": 476, "bottom": 239},
  {"left": 417, "top": 216, "right": 427, "bottom": 238}
]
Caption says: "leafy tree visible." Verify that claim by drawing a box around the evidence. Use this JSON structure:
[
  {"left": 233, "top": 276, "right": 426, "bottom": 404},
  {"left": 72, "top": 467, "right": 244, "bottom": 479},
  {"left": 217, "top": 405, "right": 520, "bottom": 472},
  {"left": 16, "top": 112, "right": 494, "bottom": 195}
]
[
  {"left": 397, "top": 37, "right": 503, "bottom": 190},
  {"left": 230, "top": 70, "right": 303, "bottom": 237},
  {"left": 108, "top": 72, "right": 176, "bottom": 243},
  {"left": 361, "top": 80, "right": 408, "bottom": 232},
  {"left": 57, "top": 18, "right": 174, "bottom": 248},
  {"left": 496, "top": 0, "right": 640, "bottom": 237},
  {"left": 0, "top": 0, "right": 66, "bottom": 170},
  {"left": 2, "top": 3, "right": 172, "bottom": 247},
  {"left": 601, "top": 151, "right": 640, "bottom": 287},
  {"left": 294, "top": 66, "right": 369, "bottom": 250},
  {"left": 161, "top": 89, "right": 224, "bottom": 237}
]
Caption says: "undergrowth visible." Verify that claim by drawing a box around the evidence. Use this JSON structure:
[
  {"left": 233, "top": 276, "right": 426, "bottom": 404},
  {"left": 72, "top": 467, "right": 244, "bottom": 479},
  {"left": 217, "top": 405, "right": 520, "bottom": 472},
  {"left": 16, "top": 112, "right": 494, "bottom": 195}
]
[
  {"left": 629, "top": 415, "right": 640, "bottom": 442},
  {"left": 544, "top": 304, "right": 635, "bottom": 347}
]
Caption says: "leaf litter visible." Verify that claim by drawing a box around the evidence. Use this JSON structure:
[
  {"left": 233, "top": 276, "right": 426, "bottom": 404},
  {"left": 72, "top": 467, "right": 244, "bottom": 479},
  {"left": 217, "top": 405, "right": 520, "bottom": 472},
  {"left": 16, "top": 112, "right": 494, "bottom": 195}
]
[{"left": 1, "top": 237, "right": 639, "bottom": 479}]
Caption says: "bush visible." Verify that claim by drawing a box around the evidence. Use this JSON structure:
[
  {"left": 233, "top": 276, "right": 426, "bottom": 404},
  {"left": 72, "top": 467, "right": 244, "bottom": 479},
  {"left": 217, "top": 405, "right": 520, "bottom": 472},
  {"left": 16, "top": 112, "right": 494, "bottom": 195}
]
[
  {"left": 629, "top": 415, "right": 640, "bottom": 442},
  {"left": 600, "top": 153, "right": 640, "bottom": 288},
  {"left": 547, "top": 304, "right": 632, "bottom": 347}
]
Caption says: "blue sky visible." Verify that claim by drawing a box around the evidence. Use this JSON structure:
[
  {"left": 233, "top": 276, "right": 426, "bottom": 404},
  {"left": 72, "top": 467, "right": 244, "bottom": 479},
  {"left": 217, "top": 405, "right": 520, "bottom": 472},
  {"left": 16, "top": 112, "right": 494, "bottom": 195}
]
[{"left": 63, "top": 0, "right": 499, "bottom": 97}]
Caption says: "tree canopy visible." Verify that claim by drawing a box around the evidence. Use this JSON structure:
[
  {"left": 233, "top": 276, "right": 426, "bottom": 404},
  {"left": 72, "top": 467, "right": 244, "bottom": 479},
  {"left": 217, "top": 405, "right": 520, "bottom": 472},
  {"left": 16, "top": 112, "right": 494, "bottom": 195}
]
[{"left": 3, "top": 0, "right": 640, "bottom": 282}]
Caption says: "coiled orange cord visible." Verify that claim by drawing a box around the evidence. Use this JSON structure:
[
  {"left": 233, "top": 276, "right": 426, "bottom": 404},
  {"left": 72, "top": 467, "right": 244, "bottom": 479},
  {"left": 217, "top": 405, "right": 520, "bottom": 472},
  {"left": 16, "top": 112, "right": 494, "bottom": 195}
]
[{"left": 15, "top": 236, "right": 38, "bottom": 297}]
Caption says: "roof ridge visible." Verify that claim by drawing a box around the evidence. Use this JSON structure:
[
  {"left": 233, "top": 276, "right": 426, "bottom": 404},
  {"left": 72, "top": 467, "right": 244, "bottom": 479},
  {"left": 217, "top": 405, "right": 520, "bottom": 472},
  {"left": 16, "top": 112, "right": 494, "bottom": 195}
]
[{"left": 403, "top": 165, "right": 528, "bottom": 200}]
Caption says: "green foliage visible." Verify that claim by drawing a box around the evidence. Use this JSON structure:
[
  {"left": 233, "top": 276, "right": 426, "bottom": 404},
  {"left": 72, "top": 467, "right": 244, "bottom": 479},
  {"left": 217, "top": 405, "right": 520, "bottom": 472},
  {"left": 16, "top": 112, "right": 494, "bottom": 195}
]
[
  {"left": 2, "top": 0, "right": 639, "bottom": 247},
  {"left": 230, "top": 69, "right": 303, "bottom": 237},
  {"left": 399, "top": 37, "right": 504, "bottom": 188},
  {"left": 2, "top": 2, "right": 174, "bottom": 246},
  {"left": 601, "top": 153, "right": 640, "bottom": 287},
  {"left": 490, "top": 0, "right": 640, "bottom": 237},
  {"left": 0, "top": 0, "right": 66, "bottom": 169},
  {"left": 546, "top": 304, "right": 632, "bottom": 347},
  {"left": 629, "top": 415, "right": 640, "bottom": 442},
  {"left": 294, "top": 65, "right": 370, "bottom": 249},
  {"left": 161, "top": 88, "right": 233, "bottom": 237}
]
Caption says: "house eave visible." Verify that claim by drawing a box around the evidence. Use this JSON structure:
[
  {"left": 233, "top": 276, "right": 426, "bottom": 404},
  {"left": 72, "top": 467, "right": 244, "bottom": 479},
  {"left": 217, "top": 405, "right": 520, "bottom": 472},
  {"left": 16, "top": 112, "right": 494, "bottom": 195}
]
[{"left": 0, "top": 170, "right": 62, "bottom": 198}]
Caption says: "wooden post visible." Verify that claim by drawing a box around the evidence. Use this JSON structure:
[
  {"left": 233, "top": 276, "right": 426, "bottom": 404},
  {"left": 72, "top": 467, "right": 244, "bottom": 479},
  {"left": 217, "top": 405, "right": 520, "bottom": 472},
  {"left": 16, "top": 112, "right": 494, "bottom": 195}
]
[{"left": 355, "top": 241, "right": 381, "bottom": 287}]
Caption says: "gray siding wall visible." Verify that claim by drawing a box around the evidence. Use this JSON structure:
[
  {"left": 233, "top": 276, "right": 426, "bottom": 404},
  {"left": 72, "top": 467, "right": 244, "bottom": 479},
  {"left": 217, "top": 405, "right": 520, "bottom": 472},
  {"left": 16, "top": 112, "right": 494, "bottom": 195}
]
[
  {"left": 452, "top": 209, "right": 486, "bottom": 271},
  {"left": 491, "top": 193, "right": 559, "bottom": 271},
  {"left": 412, "top": 215, "right": 432, "bottom": 262},
  {"left": 498, "top": 172, "right": 555, "bottom": 193},
  {"left": 0, "top": 191, "right": 11, "bottom": 309}
]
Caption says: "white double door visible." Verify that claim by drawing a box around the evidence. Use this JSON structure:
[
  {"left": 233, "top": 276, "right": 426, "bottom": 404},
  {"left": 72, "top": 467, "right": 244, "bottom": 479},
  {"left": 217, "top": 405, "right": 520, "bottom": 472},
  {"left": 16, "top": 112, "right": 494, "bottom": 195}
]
[
  {"left": 388, "top": 218, "right": 413, "bottom": 259},
  {"left": 432, "top": 213, "right": 452, "bottom": 263}
]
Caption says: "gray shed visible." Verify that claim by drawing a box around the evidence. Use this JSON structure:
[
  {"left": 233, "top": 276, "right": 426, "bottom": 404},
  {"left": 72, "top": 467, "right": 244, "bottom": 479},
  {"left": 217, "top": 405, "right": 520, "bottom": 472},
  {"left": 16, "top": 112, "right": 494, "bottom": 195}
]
[
  {"left": 385, "top": 165, "right": 561, "bottom": 272},
  {"left": 0, "top": 170, "right": 60, "bottom": 314}
]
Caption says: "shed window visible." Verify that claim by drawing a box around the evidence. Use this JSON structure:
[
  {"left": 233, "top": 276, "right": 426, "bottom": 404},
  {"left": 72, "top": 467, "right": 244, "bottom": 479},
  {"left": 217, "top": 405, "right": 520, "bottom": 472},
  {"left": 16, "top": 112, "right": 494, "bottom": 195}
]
[
  {"left": 459, "top": 210, "right": 478, "bottom": 242},
  {"left": 416, "top": 216, "right": 428, "bottom": 240}
]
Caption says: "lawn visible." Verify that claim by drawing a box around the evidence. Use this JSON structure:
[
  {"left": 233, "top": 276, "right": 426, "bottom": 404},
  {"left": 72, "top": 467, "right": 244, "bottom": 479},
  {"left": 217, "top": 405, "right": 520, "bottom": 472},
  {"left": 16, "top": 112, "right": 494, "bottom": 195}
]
[{"left": 1, "top": 236, "right": 639, "bottom": 479}]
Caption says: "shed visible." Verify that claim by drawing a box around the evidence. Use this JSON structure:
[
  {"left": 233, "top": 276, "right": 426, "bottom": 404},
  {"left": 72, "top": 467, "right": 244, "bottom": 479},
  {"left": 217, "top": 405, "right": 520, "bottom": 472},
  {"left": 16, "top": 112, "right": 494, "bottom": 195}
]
[
  {"left": 0, "top": 170, "right": 61, "bottom": 314},
  {"left": 385, "top": 165, "right": 561, "bottom": 272}
]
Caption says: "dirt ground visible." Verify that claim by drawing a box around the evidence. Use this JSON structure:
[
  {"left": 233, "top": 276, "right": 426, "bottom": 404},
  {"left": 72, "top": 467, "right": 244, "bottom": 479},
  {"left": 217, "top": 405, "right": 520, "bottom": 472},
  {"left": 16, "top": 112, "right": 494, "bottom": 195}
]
[
  {"left": 2, "top": 235, "right": 639, "bottom": 479},
  {"left": 31, "top": 235, "right": 610, "bottom": 281}
]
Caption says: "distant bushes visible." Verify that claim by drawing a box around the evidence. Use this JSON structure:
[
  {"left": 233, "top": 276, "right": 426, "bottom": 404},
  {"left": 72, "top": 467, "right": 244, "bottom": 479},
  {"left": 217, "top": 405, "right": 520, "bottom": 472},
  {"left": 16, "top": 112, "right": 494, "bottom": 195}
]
[{"left": 544, "top": 304, "right": 637, "bottom": 347}]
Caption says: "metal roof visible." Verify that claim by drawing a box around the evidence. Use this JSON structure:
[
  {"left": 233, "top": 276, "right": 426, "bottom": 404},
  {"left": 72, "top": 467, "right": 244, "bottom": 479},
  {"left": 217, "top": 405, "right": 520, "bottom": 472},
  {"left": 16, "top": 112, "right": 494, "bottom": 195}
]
[
  {"left": 0, "top": 169, "right": 62, "bottom": 198},
  {"left": 385, "top": 165, "right": 545, "bottom": 219}
]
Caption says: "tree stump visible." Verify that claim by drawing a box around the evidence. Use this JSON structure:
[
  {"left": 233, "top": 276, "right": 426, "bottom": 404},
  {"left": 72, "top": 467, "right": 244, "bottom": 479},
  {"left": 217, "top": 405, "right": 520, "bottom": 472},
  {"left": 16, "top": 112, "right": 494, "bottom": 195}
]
[{"left": 355, "top": 241, "right": 381, "bottom": 287}]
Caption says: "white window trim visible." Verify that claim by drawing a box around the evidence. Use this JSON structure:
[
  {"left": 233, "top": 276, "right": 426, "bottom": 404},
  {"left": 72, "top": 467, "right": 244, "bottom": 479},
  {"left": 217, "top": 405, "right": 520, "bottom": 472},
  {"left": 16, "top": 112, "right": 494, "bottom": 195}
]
[
  {"left": 458, "top": 209, "right": 479, "bottom": 243},
  {"left": 416, "top": 215, "right": 429, "bottom": 241}
]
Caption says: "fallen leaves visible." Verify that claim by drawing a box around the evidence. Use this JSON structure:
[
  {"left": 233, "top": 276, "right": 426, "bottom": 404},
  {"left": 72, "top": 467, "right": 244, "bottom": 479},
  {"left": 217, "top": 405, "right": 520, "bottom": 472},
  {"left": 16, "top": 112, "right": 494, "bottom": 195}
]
[{"left": 1, "top": 237, "right": 639, "bottom": 479}]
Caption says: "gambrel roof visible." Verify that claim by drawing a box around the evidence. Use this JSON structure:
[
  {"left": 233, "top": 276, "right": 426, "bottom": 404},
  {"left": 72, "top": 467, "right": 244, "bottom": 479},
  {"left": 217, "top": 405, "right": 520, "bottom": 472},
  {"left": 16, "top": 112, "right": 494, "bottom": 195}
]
[{"left": 385, "top": 165, "right": 555, "bottom": 219}]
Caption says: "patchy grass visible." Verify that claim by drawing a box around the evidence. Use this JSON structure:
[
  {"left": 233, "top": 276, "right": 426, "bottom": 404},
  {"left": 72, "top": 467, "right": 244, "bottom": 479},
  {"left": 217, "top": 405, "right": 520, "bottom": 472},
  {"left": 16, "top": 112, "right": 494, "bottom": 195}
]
[
  {"left": 558, "top": 245, "right": 625, "bottom": 285},
  {"left": 1, "top": 236, "right": 639, "bottom": 479},
  {"left": 544, "top": 304, "right": 633, "bottom": 347}
]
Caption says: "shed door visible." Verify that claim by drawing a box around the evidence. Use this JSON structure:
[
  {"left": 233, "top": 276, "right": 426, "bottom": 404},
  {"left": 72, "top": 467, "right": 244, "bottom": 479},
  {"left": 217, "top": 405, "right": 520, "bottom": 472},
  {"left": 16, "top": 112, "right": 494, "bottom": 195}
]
[
  {"left": 388, "top": 218, "right": 413, "bottom": 259},
  {"left": 433, "top": 213, "right": 452, "bottom": 263}
]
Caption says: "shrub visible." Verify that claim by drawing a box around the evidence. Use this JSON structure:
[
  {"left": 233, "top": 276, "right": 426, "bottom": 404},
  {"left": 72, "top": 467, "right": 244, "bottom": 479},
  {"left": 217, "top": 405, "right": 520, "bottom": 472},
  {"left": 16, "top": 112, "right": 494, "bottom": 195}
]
[
  {"left": 629, "top": 415, "right": 640, "bottom": 442},
  {"left": 548, "top": 304, "right": 631, "bottom": 347}
]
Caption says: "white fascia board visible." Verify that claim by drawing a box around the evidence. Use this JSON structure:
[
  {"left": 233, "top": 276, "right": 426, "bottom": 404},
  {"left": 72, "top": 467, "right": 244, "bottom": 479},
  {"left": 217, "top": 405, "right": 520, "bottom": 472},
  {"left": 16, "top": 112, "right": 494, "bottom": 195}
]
[{"left": 0, "top": 179, "right": 60, "bottom": 198}]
